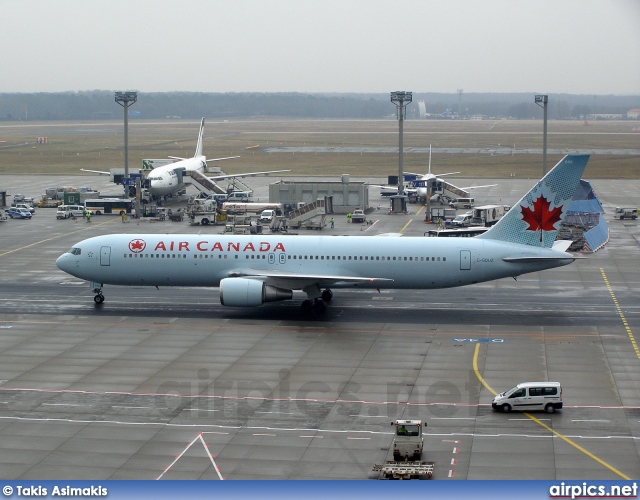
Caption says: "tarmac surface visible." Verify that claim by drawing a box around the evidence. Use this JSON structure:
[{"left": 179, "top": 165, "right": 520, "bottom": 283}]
[{"left": 0, "top": 173, "right": 639, "bottom": 480}]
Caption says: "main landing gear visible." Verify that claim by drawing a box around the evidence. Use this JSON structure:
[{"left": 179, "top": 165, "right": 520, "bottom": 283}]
[{"left": 301, "top": 288, "right": 333, "bottom": 315}]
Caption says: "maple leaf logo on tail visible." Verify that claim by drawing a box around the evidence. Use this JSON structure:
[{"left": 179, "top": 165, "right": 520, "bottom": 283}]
[{"left": 520, "top": 196, "right": 564, "bottom": 241}]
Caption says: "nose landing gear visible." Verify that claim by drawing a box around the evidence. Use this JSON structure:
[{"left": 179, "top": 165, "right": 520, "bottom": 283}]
[{"left": 92, "top": 284, "right": 104, "bottom": 305}]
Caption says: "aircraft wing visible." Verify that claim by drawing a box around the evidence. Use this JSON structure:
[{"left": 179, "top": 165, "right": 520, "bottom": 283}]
[
  {"left": 206, "top": 156, "right": 241, "bottom": 162},
  {"left": 227, "top": 268, "right": 393, "bottom": 289},
  {"left": 206, "top": 169, "right": 291, "bottom": 181},
  {"left": 458, "top": 183, "right": 498, "bottom": 190},
  {"left": 80, "top": 168, "right": 111, "bottom": 175}
]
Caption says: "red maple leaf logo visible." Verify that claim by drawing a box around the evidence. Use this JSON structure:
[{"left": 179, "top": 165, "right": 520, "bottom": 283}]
[
  {"left": 129, "top": 239, "right": 146, "bottom": 253},
  {"left": 520, "top": 196, "right": 563, "bottom": 232}
]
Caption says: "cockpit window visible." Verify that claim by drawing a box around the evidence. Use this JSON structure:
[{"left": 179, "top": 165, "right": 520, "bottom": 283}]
[{"left": 68, "top": 247, "right": 81, "bottom": 255}]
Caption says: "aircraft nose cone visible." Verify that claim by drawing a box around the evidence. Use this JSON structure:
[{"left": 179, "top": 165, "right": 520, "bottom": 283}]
[{"left": 56, "top": 253, "right": 74, "bottom": 274}]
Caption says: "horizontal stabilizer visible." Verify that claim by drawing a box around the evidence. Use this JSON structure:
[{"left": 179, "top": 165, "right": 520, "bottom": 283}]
[{"left": 552, "top": 240, "right": 573, "bottom": 252}]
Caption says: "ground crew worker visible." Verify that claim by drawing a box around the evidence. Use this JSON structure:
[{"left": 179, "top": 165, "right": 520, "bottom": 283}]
[
  {"left": 121, "top": 212, "right": 127, "bottom": 223},
  {"left": 86, "top": 211, "right": 91, "bottom": 223},
  {"left": 347, "top": 213, "right": 352, "bottom": 223},
  {"left": 330, "top": 217, "right": 335, "bottom": 228}
]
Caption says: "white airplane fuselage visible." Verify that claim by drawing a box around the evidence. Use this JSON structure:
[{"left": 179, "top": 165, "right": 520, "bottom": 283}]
[
  {"left": 56, "top": 233, "right": 573, "bottom": 290},
  {"left": 147, "top": 156, "right": 205, "bottom": 197},
  {"left": 58, "top": 154, "right": 590, "bottom": 313}
]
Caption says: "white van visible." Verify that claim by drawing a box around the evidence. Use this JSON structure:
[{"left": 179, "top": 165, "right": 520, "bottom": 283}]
[
  {"left": 492, "top": 382, "right": 563, "bottom": 414},
  {"left": 450, "top": 198, "right": 475, "bottom": 209},
  {"left": 259, "top": 209, "right": 275, "bottom": 224},
  {"left": 56, "top": 205, "right": 85, "bottom": 218},
  {"left": 227, "top": 191, "right": 252, "bottom": 202}
]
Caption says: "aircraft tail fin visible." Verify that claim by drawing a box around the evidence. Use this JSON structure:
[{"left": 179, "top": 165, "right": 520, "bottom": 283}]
[
  {"left": 194, "top": 118, "right": 205, "bottom": 157},
  {"left": 478, "top": 154, "right": 589, "bottom": 248}
]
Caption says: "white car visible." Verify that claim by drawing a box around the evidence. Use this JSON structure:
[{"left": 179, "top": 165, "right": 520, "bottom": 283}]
[{"left": 259, "top": 209, "right": 275, "bottom": 223}]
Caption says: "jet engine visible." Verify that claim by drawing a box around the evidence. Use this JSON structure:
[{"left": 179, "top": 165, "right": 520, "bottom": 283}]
[{"left": 219, "top": 278, "right": 293, "bottom": 307}]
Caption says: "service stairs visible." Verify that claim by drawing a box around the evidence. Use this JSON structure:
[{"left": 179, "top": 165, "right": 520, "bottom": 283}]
[
  {"left": 440, "top": 180, "right": 469, "bottom": 199},
  {"left": 285, "top": 196, "right": 333, "bottom": 229},
  {"left": 185, "top": 170, "right": 227, "bottom": 196}
]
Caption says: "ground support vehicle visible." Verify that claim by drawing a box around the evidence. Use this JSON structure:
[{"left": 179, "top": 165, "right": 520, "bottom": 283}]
[
  {"left": 370, "top": 419, "right": 433, "bottom": 479},
  {"left": 428, "top": 207, "right": 456, "bottom": 222},
  {"left": 169, "top": 210, "right": 184, "bottom": 222},
  {"left": 291, "top": 215, "right": 326, "bottom": 230},
  {"left": 613, "top": 207, "right": 638, "bottom": 220},
  {"left": 36, "top": 195, "right": 62, "bottom": 208},
  {"left": 222, "top": 202, "right": 281, "bottom": 215},
  {"left": 351, "top": 209, "right": 366, "bottom": 223},
  {"left": 223, "top": 224, "right": 262, "bottom": 235},
  {"left": 471, "top": 205, "right": 509, "bottom": 226},
  {"left": 189, "top": 211, "right": 218, "bottom": 226},
  {"left": 371, "top": 461, "right": 434, "bottom": 480},
  {"left": 154, "top": 207, "right": 168, "bottom": 221}
]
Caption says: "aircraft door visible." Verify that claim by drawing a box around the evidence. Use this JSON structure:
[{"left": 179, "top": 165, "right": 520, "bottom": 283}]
[
  {"left": 460, "top": 250, "right": 471, "bottom": 271},
  {"left": 100, "top": 246, "right": 111, "bottom": 266}
]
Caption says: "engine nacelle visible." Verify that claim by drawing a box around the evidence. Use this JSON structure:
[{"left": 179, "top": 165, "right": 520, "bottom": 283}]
[{"left": 219, "top": 278, "right": 293, "bottom": 307}]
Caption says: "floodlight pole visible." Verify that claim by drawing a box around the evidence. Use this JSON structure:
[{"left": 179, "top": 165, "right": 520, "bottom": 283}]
[
  {"left": 115, "top": 91, "right": 138, "bottom": 185},
  {"left": 390, "top": 91, "right": 412, "bottom": 195},
  {"left": 535, "top": 94, "right": 548, "bottom": 176}
]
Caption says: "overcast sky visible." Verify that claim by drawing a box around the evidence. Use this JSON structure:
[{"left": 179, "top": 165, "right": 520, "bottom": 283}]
[{"left": 1, "top": 0, "right": 638, "bottom": 95}]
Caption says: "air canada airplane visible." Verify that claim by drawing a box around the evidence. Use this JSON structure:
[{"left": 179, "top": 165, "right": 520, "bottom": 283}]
[
  {"left": 82, "top": 118, "right": 290, "bottom": 198},
  {"left": 57, "top": 154, "right": 589, "bottom": 315}
]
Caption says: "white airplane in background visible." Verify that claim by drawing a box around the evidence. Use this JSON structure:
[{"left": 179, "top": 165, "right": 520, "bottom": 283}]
[
  {"left": 407, "top": 146, "right": 497, "bottom": 200},
  {"left": 57, "top": 154, "right": 590, "bottom": 315},
  {"left": 82, "top": 118, "right": 290, "bottom": 199},
  {"left": 379, "top": 146, "right": 496, "bottom": 200}
]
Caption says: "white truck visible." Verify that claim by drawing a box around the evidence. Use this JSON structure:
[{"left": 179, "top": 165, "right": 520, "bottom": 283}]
[
  {"left": 471, "top": 204, "right": 509, "bottom": 227},
  {"left": 613, "top": 207, "right": 638, "bottom": 220},
  {"left": 222, "top": 202, "right": 282, "bottom": 215},
  {"left": 371, "top": 420, "right": 434, "bottom": 480}
]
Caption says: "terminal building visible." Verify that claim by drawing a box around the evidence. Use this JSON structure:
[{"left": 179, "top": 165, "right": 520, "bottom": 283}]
[{"left": 268, "top": 174, "right": 368, "bottom": 214}]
